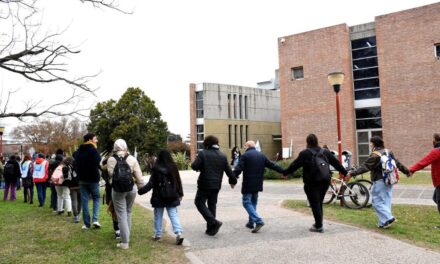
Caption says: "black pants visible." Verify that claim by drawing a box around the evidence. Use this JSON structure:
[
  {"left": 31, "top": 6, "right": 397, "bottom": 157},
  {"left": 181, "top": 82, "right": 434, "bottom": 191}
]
[
  {"left": 195, "top": 188, "right": 220, "bottom": 227},
  {"left": 23, "top": 183, "right": 34, "bottom": 203},
  {"left": 433, "top": 186, "right": 440, "bottom": 213},
  {"left": 304, "top": 181, "right": 330, "bottom": 228}
]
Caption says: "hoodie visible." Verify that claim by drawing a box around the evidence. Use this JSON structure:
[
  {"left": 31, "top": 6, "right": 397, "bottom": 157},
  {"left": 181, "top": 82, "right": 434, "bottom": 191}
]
[{"left": 73, "top": 143, "right": 101, "bottom": 183}]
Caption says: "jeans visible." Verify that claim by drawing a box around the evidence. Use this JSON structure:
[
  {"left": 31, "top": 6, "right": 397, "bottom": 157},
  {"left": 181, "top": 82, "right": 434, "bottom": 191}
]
[
  {"left": 242, "top": 192, "right": 263, "bottom": 225},
  {"left": 154, "top": 207, "right": 183, "bottom": 237},
  {"left": 50, "top": 184, "right": 58, "bottom": 211},
  {"left": 35, "top": 182, "right": 47, "bottom": 206},
  {"left": 80, "top": 182, "right": 100, "bottom": 227},
  {"left": 371, "top": 180, "right": 393, "bottom": 226},
  {"left": 3, "top": 182, "right": 17, "bottom": 201},
  {"left": 304, "top": 181, "right": 330, "bottom": 229},
  {"left": 433, "top": 186, "right": 440, "bottom": 213},
  {"left": 194, "top": 188, "right": 220, "bottom": 227}
]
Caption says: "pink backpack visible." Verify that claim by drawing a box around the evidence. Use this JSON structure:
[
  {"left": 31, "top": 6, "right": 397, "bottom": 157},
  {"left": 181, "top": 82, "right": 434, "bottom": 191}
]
[{"left": 51, "top": 165, "right": 64, "bottom": 185}]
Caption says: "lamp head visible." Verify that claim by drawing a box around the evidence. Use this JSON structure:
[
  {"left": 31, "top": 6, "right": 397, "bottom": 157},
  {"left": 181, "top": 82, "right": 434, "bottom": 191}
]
[{"left": 327, "top": 72, "right": 345, "bottom": 93}]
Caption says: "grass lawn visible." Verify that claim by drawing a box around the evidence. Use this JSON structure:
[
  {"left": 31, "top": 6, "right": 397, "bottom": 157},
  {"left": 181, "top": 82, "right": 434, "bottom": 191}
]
[
  {"left": 283, "top": 200, "right": 440, "bottom": 252},
  {"left": 0, "top": 188, "right": 188, "bottom": 264}
]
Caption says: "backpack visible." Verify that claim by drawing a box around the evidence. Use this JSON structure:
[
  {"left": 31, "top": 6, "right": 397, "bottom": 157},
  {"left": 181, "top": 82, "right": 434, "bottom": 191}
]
[
  {"left": 374, "top": 149, "right": 399, "bottom": 185},
  {"left": 112, "top": 154, "right": 134, "bottom": 192},
  {"left": 3, "top": 162, "right": 15, "bottom": 177},
  {"left": 51, "top": 165, "right": 64, "bottom": 185},
  {"left": 64, "top": 164, "right": 77, "bottom": 183},
  {"left": 158, "top": 171, "right": 178, "bottom": 201},
  {"left": 308, "top": 148, "right": 332, "bottom": 181}
]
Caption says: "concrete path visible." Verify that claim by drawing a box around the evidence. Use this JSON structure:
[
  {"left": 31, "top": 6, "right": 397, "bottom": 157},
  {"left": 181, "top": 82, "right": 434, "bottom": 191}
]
[{"left": 136, "top": 171, "right": 440, "bottom": 264}]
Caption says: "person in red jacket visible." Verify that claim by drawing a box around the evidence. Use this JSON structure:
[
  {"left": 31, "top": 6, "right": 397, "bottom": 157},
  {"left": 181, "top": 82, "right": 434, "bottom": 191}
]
[
  {"left": 409, "top": 133, "right": 440, "bottom": 228},
  {"left": 33, "top": 153, "right": 49, "bottom": 207}
]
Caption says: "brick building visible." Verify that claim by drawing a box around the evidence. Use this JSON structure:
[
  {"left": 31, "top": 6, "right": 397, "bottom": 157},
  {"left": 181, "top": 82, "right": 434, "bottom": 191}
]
[{"left": 278, "top": 3, "right": 440, "bottom": 165}]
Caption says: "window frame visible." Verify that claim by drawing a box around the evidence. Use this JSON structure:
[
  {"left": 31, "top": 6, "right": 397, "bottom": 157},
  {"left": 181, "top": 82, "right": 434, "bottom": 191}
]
[
  {"left": 435, "top": 43, "right": 440, "bottom": 59},
  {"left": 291, "top": 66, "right": 304, "bottom": 80}
]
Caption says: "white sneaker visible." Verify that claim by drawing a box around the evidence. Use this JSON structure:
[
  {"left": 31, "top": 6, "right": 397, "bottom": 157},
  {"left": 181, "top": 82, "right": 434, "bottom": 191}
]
[
  {"left": 92, "top": 222, "right": 101, "bottom": 229},
  {"left": 116, "top": 243, "right": 129, "bottom": 250},
  {"left": 81, "top": 225, "right": 89, "bottom": 230}
]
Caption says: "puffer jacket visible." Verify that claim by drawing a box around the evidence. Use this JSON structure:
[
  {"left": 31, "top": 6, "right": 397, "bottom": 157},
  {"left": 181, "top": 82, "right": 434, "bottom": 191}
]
[
  {"left": 191, "top": 145, "right": 237, "bottom": 190},
  {"left": 138, "top": 165, "right": 184, "bottom": 208},
  {"left": 350, "top": 147, "right": 409, "bottom": 182}
]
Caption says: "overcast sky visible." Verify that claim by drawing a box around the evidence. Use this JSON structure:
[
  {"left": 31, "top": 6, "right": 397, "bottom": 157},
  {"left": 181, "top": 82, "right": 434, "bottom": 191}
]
[{"left": 0, "top": 0, "right": 438, "bottom": 139}]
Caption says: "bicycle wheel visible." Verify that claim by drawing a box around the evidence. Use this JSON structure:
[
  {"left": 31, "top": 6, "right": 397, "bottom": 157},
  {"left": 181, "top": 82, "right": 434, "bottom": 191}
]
[
  {"left": 342, "top": 182, "right": 369, "bottom": 209},
  {"left": 323, "top": 183, "right": 336, "bottom": 204},
  {"left": 356, "top": 179, "right": 372, "bottom": 207}
]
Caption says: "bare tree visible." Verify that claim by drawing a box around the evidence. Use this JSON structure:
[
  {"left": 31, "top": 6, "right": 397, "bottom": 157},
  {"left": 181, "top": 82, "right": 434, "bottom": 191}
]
[{"left": 0, "top": 0, "right": 130, "bottom": 119}]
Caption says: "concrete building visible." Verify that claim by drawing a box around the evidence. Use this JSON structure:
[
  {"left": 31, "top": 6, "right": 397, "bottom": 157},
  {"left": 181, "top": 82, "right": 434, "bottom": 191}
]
[
  {"left": 278, "top": 3, "right": 440, "bottom": 165},
  {"left": 189, "top": 83, "right": 281, "bottom": 162}
]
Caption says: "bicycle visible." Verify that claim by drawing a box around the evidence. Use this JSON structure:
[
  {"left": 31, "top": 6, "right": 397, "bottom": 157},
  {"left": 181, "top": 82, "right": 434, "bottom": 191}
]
[
  {"left": 349, "top": 165, "right": 373, "bottom": 207},
  {"left": 323, "top": 176, "right": 370, "bottom": 209}
]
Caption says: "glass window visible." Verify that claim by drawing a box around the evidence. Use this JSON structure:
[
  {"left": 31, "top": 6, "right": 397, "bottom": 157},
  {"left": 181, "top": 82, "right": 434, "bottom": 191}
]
[
  {"left": 196, "top": 124, "right": 204, "bottom": 152},
  {"left": 356, "top": 107, "right": 381, "bottom": 119},
  {"left": 245, "top": 125, "right": 249, "bottom": 141},
  {"left": 354, "top": 78, "right": 380, "bottom": 90},
  {"left": 352, "top": 48, "right": 377, "bottom": 59},
  {"left": 197, "top": 134, "right": 204, "bottom": 141},
  {"left": 234, "top": 125, "right": 238, "bottom": 147},
  {"left": 227, "top": 94, "right": 231, "bottom": 119},
  {"left": 233, "top": 95, "right": 237, "bottom": 119},
  {"left": 372, "top": 130, "right": 383, "bottom": 137},
  {"left": 244, "top": 96, "right": 248, "bottom": 119},
  {"left": 239, "top": 95, "right": 242, "bottom": 119},
  {"left": 358, "top": 144, "right": 370, "bottom": 155},
  {"left": 351, "top": 37, "right": 377, "bottom": 49},
  {"left": 353, "top": 67, "right": 378, "bottom": 80},
  {"left": 195, "top": 91, "right": 203, "bottom": 118},
  {"left": 357, "top": 132, "right": 369, "bottom": 143},
  {"left": 291, "top": 66, "right": 304, "bottom": 79},
  {"left": 356, "top": 119, "right": 382, "bottom": 129},
  {"left": 240, "top": 125, "right": 243, "bottom": 147},
  {"left": 436, "top": 44, "right": 440, "bottom": 58},
  {"left": 352, "top": 57, "right": 378, "bottom": 69},
  {"left": 228, "top": 125, "right": 232, "bottom": 148},
  {"left": 197, "top": 143, "right": 204, "bottom": 152},
  {"left": 196, "top": 125, "right": 204, "bottom": 133},
  {"left": 354, "top": 88, "right": 380, "bottom": 100}
]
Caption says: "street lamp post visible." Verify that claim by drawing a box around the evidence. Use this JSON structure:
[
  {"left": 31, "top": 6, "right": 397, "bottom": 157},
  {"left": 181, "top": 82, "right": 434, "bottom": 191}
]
[
  {"left": 0, "top": 126, "right": 4, "bottom": 160},
  {"left": 327, "top": 72, "right": 345, "bottom": 165}
]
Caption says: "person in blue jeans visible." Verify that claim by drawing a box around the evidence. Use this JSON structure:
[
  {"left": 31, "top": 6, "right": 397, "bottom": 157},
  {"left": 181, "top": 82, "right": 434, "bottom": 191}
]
[
  {"left": 233, "top": 140, "right": 284, "bottom": 233},
  {"left": 347, "top": 136, "right": 410, "bottom": 228},
  {"left": 73, "top": 133, "right": 102, "bottom": 230},
  {"left": 138, "top": 149, "right": 185, "bottom": 245}
]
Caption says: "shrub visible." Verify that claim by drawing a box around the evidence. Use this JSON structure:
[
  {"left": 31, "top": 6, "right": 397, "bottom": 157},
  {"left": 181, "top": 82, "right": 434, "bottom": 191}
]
[
  {"left": 263, "top": 159, "right": 303, "bottom": 180},
  {"left": 172, "top": 152, "right": 191, "bottom": 170}
]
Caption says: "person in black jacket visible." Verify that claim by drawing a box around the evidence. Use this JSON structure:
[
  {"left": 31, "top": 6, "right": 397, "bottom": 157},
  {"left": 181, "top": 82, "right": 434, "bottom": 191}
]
[
  {"left": 191, "top": 135, "right": 237, "bottom": 236},
  {"left": 73, "top": 133, "right": 102, "bottom": 230},
  {"left": 284, "top": 134, "right": 347, "bottom": 233},
  {"left": 138, "top": 149, "right": 185, "bottom": 245},
  {"left": 2, "top": 155, "right": 21, "bottom": 201},
  {"left": 234, "top": 141, "right": 284, "bottom": 233}
]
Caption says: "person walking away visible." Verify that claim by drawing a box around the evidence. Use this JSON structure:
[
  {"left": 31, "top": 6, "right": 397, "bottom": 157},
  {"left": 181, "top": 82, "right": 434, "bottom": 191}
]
[
  {"left": 16, "top": 156, "right": 22, "bottom": 191},
  {"left": 284, "top": 134, "right": 347, "bottom": 233},
  {"left": 138, "top": 149, "right": 185, "bottom": 245},
  {"left": 3, "top": 155, "right": 21, "bottom": 201},
  {"left": 67, "top": 156, "right": 81, "bottom": 223},
  {"left": 408, "top": 133, "right": 440, "bottom": 229},
  {"left": 106, "top": 139, "right": 145, "bottom": 249},
  {"left": 234, "top": 141, "right": 284, "bottom": 233},
  {"left": 347, "top": 136, "right": 410, "bottom": 228},
  {"left": 231, "top": 146, "right": 241, "bottom": 169},
  {"left": 101, "top": 155, "right": 121, "bottom": 239},
  {"left": 191, "top": 135, "right": 237, "bottom": 236},
  {"left": 52, "top": 158, "right": 72, "bottom": 216},
  {"left": 21, "top": 155, "right": 34, "bottom": 204},
  {"left": 74, "top": 133, "right": 102, "bottom": 230},
  {"left": 48, "top": 150, "right": 64, "bottom": 213},
  {"left": 33, "top": 153, "right": 49, "bottom": 207}
]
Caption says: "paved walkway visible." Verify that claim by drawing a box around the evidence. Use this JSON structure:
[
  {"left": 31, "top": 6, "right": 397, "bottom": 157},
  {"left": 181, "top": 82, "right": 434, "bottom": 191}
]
[{"left": 136, "top": 171, "right": 440, "bottom": 264}]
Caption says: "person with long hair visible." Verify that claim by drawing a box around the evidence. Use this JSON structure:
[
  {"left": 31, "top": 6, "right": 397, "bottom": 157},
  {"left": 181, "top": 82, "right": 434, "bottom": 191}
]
[
  {"left": 284, "top": 134, "right": 347, "bottom": 233},
  {"left": 138, "top": 149, "right": 185, "bottom": 245},
  {"left": 21, "top": 155, "right": 34, "bottom": 204},
  {"left": 347, "top": 136, "right": 410, "bottom": 228}
]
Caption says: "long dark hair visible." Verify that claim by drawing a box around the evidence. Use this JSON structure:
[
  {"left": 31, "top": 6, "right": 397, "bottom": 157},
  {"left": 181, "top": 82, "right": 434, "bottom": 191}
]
[
  {"left": 306, "top": 134, "right": 319, "bottom": 148},
  {"left": 155, "top": 149, "right": 179, "bottom": 181}
]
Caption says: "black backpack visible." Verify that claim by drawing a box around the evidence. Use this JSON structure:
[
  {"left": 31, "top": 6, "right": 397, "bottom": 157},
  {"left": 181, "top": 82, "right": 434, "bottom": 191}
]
[
  {"left": 158, "top": 171, "right": 178, "bottom": 201},
  {"left": 308, "top": 148, "right": 331, "bottom": 181},
  {"left": 112, "top": 154, "right": 134, "bottom": 192},
  {"left": 3, "top": 162, "right": 15, "bottom": 177}
]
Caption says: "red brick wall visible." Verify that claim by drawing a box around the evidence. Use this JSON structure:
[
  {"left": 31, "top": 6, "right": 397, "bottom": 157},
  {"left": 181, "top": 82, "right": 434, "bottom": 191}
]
[
  {"left": 278, "top": 24, "right": 356, "bottom": 160},
  {"left": 376, "top": 3, "right": 440, "bottom": 165},
  {"left": 189, "top": 84, "right": 197, "bottom": 161}
]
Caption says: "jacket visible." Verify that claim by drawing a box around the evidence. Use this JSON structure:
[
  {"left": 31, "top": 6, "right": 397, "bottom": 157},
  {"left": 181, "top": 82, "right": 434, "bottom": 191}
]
[
  {"left": 32, "top": 158, "right": 49, "bottom": 183},
  {"left": 191, "top": 145, "right": 237, "bottom": 190},
  {"left": 284, "top": 147, "right": 347, "bottom": 184},
  {"left": 234, "top": 147, "right": 284, "bottom": 194},
  {"left": 350, "top": 147, "right": 409, "bottom": 182},
  {"left": 73, "top": 143, "right": 101, "bottom": 183},
  {"left": 3, "top": 160, "right": 21, "bottom": 184},
  {"left": 409, "top": 143, "right": 440, "bottom": 187},
  {"left": 107, "top": 151, "right": 145, "bottom": 190},
  {"left": 138, "top": 165, "right": 184, "bottom": 208}
]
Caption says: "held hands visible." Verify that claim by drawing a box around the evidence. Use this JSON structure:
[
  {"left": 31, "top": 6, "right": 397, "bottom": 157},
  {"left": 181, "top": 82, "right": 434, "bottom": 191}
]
[{"left": 343, "top": 172, "right": 351, "bottom": 182}]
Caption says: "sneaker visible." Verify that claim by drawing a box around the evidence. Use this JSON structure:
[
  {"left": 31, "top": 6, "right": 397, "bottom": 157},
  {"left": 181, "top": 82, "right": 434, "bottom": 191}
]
[
  {"left": 252, "top": 223, "right": 265, "bottom": 233},
  {"left": 115, "top": 231, "right": 121, "bottom": 239},
  {"left": 152, "top": 235, "right": 161, "bottom": 241},
  {"left": 245, "top": 223, "right": 254, "bottom": 229},
  {"left": 116, "top": 243, "right": 129, "bottom": 250},
  {"left": 92, "top": 222, "right": 101, "bottom": 229},
  {"left": 82, "top": 225, "right": 89, "bottom": 230},
  {"left": 57, "top": 211, "right": 63, "bottom": 215},
  {"left": 73, "top": 215, "right": 80, "bottom": 223},
  {"left": 176, "top": 233, "right": 184, "bottom": 245},
  {"left": 67, "top": 211, "right": 72, "bottom": 217},
  {"left": 309, "top": 224, "right": 324, "bottom": 233},
  {"left": 207, "top": 221, "right": 223, "bottom": 236},
  {"left": 383, "top": 218, "right": 397, "bottom": 229}
]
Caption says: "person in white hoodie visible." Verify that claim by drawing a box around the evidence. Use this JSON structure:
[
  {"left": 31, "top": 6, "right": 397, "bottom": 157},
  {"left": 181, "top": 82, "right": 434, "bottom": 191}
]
[{"left": 107, "top": 139, "right": 145, "bottom": 250}]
